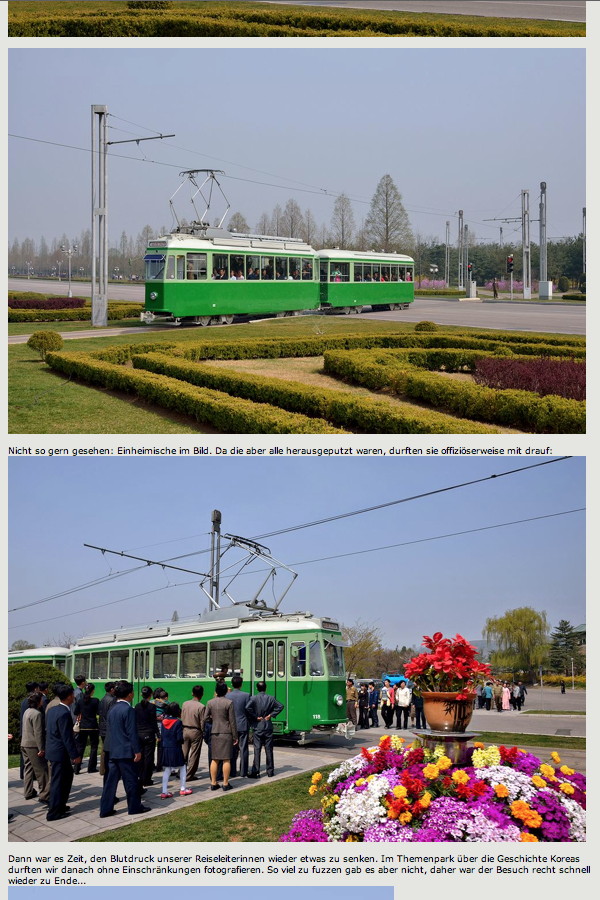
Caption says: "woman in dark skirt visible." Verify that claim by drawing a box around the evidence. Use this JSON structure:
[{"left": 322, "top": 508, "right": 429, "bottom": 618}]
[
  {"left": 160, "top": 703, "right": 192, "bottom": 799},
  {"left": 204, "top": 681, "right": 238, "bottom": 791},
  {"left": 73, "top": 684, "right": 100, "bottom": 774},
  {"left": 135, "top": 686, "right": 160, "bottom": 787}
]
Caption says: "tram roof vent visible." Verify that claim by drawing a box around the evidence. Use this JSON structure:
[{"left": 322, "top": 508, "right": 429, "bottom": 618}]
[{"left": 74, "top": 631, "right": 117, "bottom": 646}]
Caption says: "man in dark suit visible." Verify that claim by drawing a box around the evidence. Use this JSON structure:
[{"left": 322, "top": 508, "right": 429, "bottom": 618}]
[
  {"left": 44, "top": 684, "right": 81, "bottom": 821},
  {"left": 99, "top": 681, "right": 150, "bottom": 818},
  {"left": 98, "top": 681, "right": 116, "bottom": 781},
  {"left": 245, "top": 682, "right": 284, "bottom": 778},
  {"left": 229, "top": 675, "right": 251, "bottom": 778}
]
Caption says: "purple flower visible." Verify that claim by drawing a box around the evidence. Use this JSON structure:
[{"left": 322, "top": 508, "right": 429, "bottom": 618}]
[
  {"left": 280, "top": 809, "right": 329, "bottom": 842},
  {"left": 363, "top": 821, "right": 415, "bottom": 842}
]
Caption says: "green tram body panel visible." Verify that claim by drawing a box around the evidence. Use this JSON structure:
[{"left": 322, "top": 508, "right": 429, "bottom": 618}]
[
  {"left": 64, "top": 619, "right": 347, "bottom": 736},
  {"left": 143, "top": 232, "right": 415, "bottom": 321}
]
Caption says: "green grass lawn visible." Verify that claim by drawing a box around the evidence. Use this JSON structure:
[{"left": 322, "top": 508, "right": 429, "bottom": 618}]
[
  {"left": 8, "top": 319, "right": 143, "bottom": 336},
  {"left": 475, "top": 732, "right": 585, "bottom": 750},
  {"left": 8, "top": 1, "right": 585, "bottom": 37},
  {"left": 80, "top": 765, "right": 331, "bottom": 842}
]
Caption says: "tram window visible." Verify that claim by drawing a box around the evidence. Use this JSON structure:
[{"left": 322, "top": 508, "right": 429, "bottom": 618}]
[
  {"left": 398, "top": 267, "right": 405, "bottom": 282},
  {"left": 210, "top": 639, "right": 241, "bottom": 676},
  {"left": 261, "top": 257, "right": 274, "bottom": 280},
  {"left": 212, "top": 254, "right": 229, "bottom": 280},
  {"left": 144, "top": 255, "right": 165, "bottom": 281},
  {"left": 289, "top": 260, "right": 300, "bottom": 280},
  {"left": 277, "top": 641, "right": 286, "bottom": 677},
  {"left": 319, "top": 260, "right": 328, "bottom": 283},
  {"left": 181, "top": 643, "right": 207, "bottom": 678},
  {"left": 406, "top": 269, "right": 413, "bottom": 282},
  {"left": 166, "top": 256, "right": 175, "bottom": 279},
  {"left": 246, "top": 255, "right": 260, "bottom": 280},
  {"left": 381, "top": 266, "right": 391, "bottom": 282},
  {"left": 390, "top": 266, "right": 399, "bottom": 282},
  {"left": 372, "top": 265, "right": 381, "bottom": 282},
  {"left": 354, "top": 263, "right": 363, "bottom": 282},
  {"left": 109, "top": 649, "right": 129, "bottom": 680},
  {"left": 176, "top": 256, "right": 186, "bottom": 279},
  {"left": 91, "top": 652, "right": 108, "bottom": 680},
  {"left": 186, "top": 253, "right": 207, "bottom": 280},
  {"left": 301, "top": 258, "right": 313, "bottom": 281},
  {"left": 76, "top": 654, "right": 91, "bottom": 679},
  {"left": 309, "top": 640, "right": 324, "bottom": 676},
  {"left": 363, "top": 264, "right": 372, "bottom": 282},
  {"left": 325, "top": 641, "right": 345, "bottom": 677},
  {"left": 330, "top": 262, "right": 349, "bottom": 283},
  {"left": 55, "top": 657, "right": 67, "bottom": 672},
  {"left": 266, "top": 641, "right": 275, "bottom": 678},
  {"left": 230, "top": 255, "right": 245, "bottom": 280},
  {"left": 275, "top": 257, "right": 288, "bottom": 280},
  {"left": 254, "top": 642, "right": 263, "bottom": 679},
  {"left": 290, "top": 641, "right": 306, "bottom": 677},
  {"left": 154, "top": 645, "right": 178, "bottom": 678}
]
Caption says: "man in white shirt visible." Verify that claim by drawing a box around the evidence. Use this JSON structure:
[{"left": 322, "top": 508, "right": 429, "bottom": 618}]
[{"left": 394, "top": 679, "right": 412, "bottom": 730}]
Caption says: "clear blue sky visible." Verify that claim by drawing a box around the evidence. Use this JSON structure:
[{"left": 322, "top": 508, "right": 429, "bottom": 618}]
[
  {"left": 8, "top": 456, "right": 585, "bottom": 651},
  {"left": 8, "top": 47, "right": 584, "bottom": 247}
]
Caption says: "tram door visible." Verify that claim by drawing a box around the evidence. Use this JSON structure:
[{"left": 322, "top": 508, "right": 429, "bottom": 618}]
[
  {"left": 251, "top": 637, "right": 288, "bottom": 733},
  {"left": 132, "top": 648, "right": 151, "bottom": 703}
]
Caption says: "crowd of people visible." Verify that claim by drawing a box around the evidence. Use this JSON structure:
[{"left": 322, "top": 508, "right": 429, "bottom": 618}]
[
  {"left": 477, "top": 680, "right": 528, "bottom": 712},
  {"left": 345, "top": 678, "right": 427, "bottom": 731},
  {"left": 15, "top": 674, "right": 284, "bottom": 824}
]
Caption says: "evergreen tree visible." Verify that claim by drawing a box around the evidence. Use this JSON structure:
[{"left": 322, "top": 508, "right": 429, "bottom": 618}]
[{"left": 548, "top": 619, "right": 580, "bottom": 674}]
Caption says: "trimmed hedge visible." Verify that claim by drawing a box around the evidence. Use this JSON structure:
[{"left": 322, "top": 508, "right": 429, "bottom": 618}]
[
  {"left": 8, "top": 296, "right": 87, "bottom": 310},
  {"left": 9, "top": 303, "right": 143, "bottom": 322},
  {"left": 131, "top": 352, "right": 500, "bottom": 434},
  {"left": 323, "top": 350, "right": 585, "bottom": 434},
  {"left": 44, "top": 351, "right": 346, "bottom": 434}
]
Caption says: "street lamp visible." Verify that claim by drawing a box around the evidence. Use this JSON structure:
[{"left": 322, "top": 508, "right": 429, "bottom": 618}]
[
  {"left": 571, "top": 657, "right": 575, "bottom": 691},
  {"left": 61, "top": 242, "right": 79, "bottom": 298},
  {"left": 25, "top": 260, "right": 32, "bottom": 280}
]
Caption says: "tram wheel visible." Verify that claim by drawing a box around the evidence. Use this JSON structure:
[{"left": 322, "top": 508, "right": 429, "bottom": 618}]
[
  {"left": 195, "top": 316, "right": 211, "bottom": 326},
  {"left": 343, "top": 307, "right": 352, "bottom": 315},
  {"left": 276, "top": 311, "right": 286, "bottom": 318},
  {"left": 220, "top": 315, "right": 234, "bottom": 325}
]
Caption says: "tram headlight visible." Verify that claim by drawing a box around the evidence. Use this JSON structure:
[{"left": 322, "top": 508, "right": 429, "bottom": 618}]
[
  {"left": 334, "top": 693, "right": 344, "bottom": 707},
  {"left": 149, "top": 291, "right": 158, "bottom": 300}
]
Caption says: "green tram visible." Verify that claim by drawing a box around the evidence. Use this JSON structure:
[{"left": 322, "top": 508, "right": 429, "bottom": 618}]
[
  {"left": 141, "top": 226, "right": 415, "bottom": 325},
  {"left": 8, "top": 646, "right": 69, "bottom": 672}
]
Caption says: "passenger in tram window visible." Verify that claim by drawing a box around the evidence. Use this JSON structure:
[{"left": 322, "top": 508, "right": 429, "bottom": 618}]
[
  {"left": 332, "top": 266, "right": 342, "bottom": 282},
  {"left": 218, "top": 268, "right": 226, "bottom": 279},
  {"left": 247, "top": 267, "right": 257, "bottom": 280},
  {"left": 406, "top": 270, "right": 412, "bottom": 281},
  {"left": 236, "top": 269, "right": 245, "bottom": 280},
  {"left": 187, "top": 261, "right": 196, "bottom": 280},
  {"left": 229, "top": 271, "right": 237, "bottom": 280}
]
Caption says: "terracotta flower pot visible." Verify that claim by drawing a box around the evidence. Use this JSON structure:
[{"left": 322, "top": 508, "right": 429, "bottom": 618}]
[{"left": 421, "top": 691, "right": 476, "bottom": 733}]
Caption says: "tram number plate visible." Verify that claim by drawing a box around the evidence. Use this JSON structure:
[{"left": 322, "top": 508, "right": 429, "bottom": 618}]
[{"left": 312, "top": 714, "right": 321, "bottom": 719}]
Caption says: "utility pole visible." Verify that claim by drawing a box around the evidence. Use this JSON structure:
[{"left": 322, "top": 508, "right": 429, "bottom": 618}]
[
  {"left": 91, "top": 104, "right": 175, "bottom": 327},
  {"left": 538, "top": 182, "right": 551, "bottom": 299},
  {"left": 444, "top": 220, "right": 450, "bottom": 287},
  {"left": 457, "top": 210, "right": 464, "bottom": 290},
  {"left": 521, "top": 189, "right": 531, "bottom": 300},
  {"left": 582, "top": 207, "right": 586, "bottom": 275}
]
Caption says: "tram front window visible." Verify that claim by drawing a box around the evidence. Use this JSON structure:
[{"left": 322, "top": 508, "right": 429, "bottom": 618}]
[
  {"left": 144, "top": 255, "right": 165, "bottom": 280},
  {"left": 325, "top": 641, "right": 345, "bottom": 677},
  {"left": 290, "top": 641, "right": 306, "bottom": 677}
]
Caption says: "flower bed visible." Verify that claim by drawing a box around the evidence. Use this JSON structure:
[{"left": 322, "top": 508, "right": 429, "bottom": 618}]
[
  {"left": 473, "top": 357, "right": 585, "bottom": 401},
  {"left": 280, "top": 737, "right": 585, "bottom": 842}
]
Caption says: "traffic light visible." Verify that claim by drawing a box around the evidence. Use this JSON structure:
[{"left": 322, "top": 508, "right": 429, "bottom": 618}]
[
  {"left": 467, "top": 263, "right": 473, "bottom": 274},
  {"left": 506, "top": 254, "right": 514, "bottom": 273}
]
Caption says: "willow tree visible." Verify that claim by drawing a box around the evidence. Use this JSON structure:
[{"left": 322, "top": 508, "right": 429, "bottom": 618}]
[{"left": 484, "top": 607, "right": 549, "bottom": 679}]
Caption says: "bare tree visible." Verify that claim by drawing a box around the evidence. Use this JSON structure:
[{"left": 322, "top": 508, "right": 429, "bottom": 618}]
[
  {"left": 342, "top": 620, "right": 383, "bottom": 678},
  {"left": 281, "top": 199, "right": 305, "bottom": 239},
  {"left": 330, "top": 193, "right": 355, "bottom": 249},
  {"left": 365, "top": 174, "right": 413, "bottom": 252},
  {"left": 270, "top": 204, "right": 284, "bottom": 236},
  {"left": 228, "top": 211, "right": 250, "bottom": 233},
  {"left": 255, "top": 212, "right": 271, "bottom": 235},
  {"left": 302, "top": 208, "right": 318, "bottom": 245}
]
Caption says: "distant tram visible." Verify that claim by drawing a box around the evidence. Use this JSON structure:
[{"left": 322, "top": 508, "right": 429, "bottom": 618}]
[
  {"left": 8, "top": 647, "right": 69, "bottom": 672},
  {"left": 141, "top": 228, "right": 414, "bottom": 325}
]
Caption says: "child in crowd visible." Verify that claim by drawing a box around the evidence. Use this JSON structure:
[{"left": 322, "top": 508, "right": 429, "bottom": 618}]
[{"left": 159, "top": 703, "right": 192, "bottom": 798}]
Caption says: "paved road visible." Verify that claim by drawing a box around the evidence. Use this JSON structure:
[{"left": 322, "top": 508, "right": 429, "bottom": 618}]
[
  {"left": 8, "top": 280, "right": 584, "bottom": 336},
  {"left": 9, "top": 278, "right": 141, "bottom": 304},
  {"left": 257, "top": 1, "right": 585, "bottom": 23}
]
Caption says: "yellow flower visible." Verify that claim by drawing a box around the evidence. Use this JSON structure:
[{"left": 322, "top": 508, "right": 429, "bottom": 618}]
[
  {"left": 311, "top": 771, "right": 323, "bottom": 784},
  {"left": 531, "top": 776, "right": 546, "bottom": 788},
  {"left": 355, "top": 778, "right": 365, "bottom": 786},
  {"left": 437, "top": 755, "right": 452, "bottom": 771},
  {"left": 420, "top": 791, "right": 432, "bottom": 809},
  {"left": 345, "top": 835, "right": 359, "bottom": 842},
  {"left": 520, "top": 832, "right": 539, "bottom": 842},
  {"left": 494, "top": 783, "right": 510, "bottom": 798},
  {"left": 472, "top": 741, "right": 485, "bottom": 749},
  {"left": 560, "top": 765, "right": 575, "bottom": 776},
  {"left": 366, "top": 774, "right": 375, "bottom": 782},
  {"left": 393, "top": 785, "right": 408, "bottom": 798},
  {"left": 540, "top": 764, "right": 555, "bottom": 777},
  {"left": 551, "top": 752, "right": 561, "bottom": 764},
  {"left": 559, "top": 782, "right": 575, "bottom": 795},
  {"left": 452, "top": 770, "right": 470, "bottom": 784},
  {"left": 399, "top": 811, "right": 412, "bottom": 824},
  {"left": 423, "top": 764, "right": 440, "bottom": 780},
  {"left": 308, "top": 785, "right": 318, "bottom": 796}
]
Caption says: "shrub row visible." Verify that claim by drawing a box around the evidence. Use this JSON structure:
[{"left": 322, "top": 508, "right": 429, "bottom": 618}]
[
  {"left": 132, "top": 353, "right": 499, "bottom": 435},
  {"left": 323, "top": 350, "right": 585, "bottom": 434},
  {"left": 44, "top": 351, "right": 346, "bottom": 434},
  {"left": 9, "top": 296, "right": 87, "bottom": 310},
  {"left": 9, "top": 304, "right": 143, "bottom": 322},
  {"left": 474, "top": 357, "right": 585, "bottom": 401},
  {"left": 9, "top": 4, "right": 580, "bottom": 37}
]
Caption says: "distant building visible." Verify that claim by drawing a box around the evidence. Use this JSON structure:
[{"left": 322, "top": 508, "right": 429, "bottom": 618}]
[{"left": 574, "top": 623, "right": 586, "bottom": 656}]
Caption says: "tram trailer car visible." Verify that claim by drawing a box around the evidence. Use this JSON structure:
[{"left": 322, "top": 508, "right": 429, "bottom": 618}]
[
  {"left": 8, "top": 647, "right": 69, "bottom": 672},
  {"left": 30, "top": 608, "right": 347, "bottom": 741},
  {"left": 141, "top": 227, "right": 414, "bottom": 325}
]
